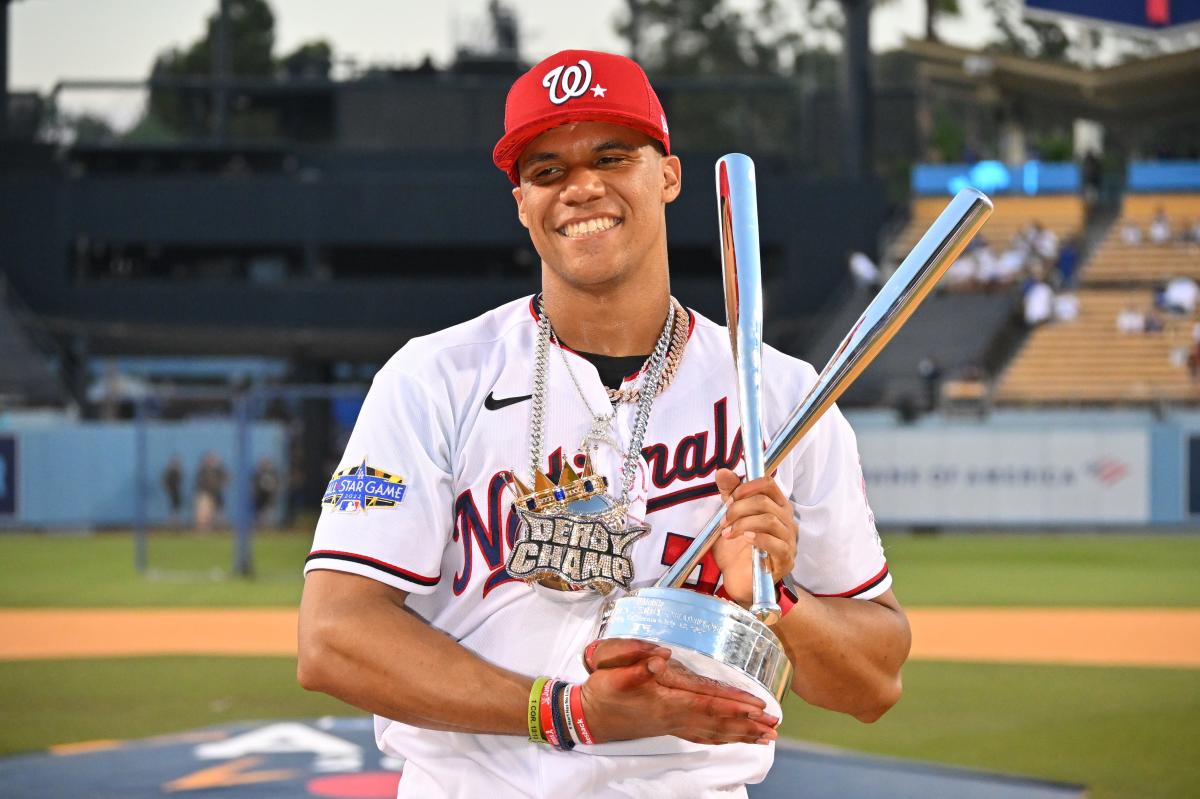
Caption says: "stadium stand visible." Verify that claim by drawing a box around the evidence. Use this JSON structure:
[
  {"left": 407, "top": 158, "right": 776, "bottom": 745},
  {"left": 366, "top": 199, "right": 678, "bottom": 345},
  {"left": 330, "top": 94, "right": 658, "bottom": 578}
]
[
  {"left": 0, "top": 278, "right": 65, "bottom": 407},
  {"left": 888, "top": 195, "right": 1085, "bottom": 271},
  {"left": 993, "top": 191, "right": 1200, "bottom": 404},
  {"left": 994, "top": 288, "right": 1199, "bottom": 403},
  {"left": 803, "top": 288, "right": 1017, "bottom": 408},
  {"left": 1082, "top": 193, "right": 1200, "bottom": 284}
]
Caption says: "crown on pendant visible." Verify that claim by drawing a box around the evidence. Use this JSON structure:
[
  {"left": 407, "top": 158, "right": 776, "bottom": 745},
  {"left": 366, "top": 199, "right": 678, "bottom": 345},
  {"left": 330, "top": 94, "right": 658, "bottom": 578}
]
[{"left": 505, "top": 454, "right": 609, "bottom": 513}]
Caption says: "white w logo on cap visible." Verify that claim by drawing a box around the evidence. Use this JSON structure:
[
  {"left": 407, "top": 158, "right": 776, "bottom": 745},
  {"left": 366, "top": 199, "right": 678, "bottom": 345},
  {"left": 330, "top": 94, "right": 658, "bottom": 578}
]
[{"left": 542, "top": 59, "right": 593, "bottom": 106}]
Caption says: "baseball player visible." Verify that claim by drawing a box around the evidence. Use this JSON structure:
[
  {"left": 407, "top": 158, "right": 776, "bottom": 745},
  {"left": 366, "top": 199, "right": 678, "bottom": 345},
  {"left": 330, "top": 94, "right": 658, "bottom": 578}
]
[{"left": 299, "top": 50, "right": 910, "bottom": 798}]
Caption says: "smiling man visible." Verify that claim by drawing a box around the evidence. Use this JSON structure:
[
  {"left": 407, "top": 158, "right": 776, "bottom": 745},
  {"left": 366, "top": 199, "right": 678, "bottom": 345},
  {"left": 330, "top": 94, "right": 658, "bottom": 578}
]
[{"left": 298, "top": 50, "right": 910, "bottom": 798}]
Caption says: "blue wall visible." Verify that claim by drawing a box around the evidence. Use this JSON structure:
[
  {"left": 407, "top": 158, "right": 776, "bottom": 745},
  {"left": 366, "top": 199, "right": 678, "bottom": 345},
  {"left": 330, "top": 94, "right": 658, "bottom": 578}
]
[
  {"left": 1128, "top": 161, "right": 1200, "bottom": 193},
  {"left": 0, "top": 419, "right": 286, "bottom": 528},
  {"left": 912, "top": 161, "right": 1080, "bottom": 196}
]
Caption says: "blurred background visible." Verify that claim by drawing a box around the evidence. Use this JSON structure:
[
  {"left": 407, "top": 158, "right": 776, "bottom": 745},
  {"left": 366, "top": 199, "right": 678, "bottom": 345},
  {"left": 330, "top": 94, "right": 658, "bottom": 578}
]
[{"left": 0, "top": 1, "right": 1198, "bottom": 798}]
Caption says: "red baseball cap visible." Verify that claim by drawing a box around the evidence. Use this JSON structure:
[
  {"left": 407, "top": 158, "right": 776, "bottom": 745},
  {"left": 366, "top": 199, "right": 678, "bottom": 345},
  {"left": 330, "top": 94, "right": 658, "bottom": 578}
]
[{"left": 493, "top": 49, "right": 670, "bottom": 184}]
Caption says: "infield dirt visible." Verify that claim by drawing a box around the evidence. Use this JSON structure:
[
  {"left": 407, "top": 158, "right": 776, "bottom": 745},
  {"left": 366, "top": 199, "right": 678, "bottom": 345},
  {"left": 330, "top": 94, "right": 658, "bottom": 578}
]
[{"left": 0, "top": 607, "right": 1197, "bottom": 667}]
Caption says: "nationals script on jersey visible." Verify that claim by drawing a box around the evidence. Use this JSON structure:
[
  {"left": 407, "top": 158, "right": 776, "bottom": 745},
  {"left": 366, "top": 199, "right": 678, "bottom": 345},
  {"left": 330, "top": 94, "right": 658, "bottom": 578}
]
[{"left": 305, "top": 296, "right": 890, "bottom": 798}]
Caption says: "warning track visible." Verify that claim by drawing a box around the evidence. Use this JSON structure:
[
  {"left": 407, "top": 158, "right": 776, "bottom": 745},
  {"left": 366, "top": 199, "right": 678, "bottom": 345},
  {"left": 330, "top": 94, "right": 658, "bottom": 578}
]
[{"left": 1, "top": 608, "right": 1198, "bottom": 668}]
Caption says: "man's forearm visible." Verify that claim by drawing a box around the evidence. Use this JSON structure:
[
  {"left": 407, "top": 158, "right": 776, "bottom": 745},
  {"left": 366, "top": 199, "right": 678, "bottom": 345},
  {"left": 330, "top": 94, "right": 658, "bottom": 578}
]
[
  {"left": 775, "top": 588, "right": 911, "bottom": 722},
  {"left": 297, "top": 574, "right": 531, "bottom": 735}
]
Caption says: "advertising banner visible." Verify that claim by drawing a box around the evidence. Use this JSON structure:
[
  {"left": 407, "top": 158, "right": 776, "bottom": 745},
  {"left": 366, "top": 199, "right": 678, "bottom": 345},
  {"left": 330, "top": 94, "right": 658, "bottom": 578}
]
[{"left": 857, "top": 428, "right": 1149, "bottom": 525}]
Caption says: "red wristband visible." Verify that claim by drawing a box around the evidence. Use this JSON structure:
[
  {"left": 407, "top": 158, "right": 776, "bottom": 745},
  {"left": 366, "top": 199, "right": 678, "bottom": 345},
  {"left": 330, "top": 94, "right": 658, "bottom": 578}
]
[
  {"left": 569, "top": 683, "right": 595, "bottom": 745},
  {"left": 539, "top": 679, "right": 560, "bottom": 748},
  {"left": 777, "top": 581, "right": 798, "bottom": 617},
  {"left": 582, "top": 639, "right": 601, "bottom": 673}
]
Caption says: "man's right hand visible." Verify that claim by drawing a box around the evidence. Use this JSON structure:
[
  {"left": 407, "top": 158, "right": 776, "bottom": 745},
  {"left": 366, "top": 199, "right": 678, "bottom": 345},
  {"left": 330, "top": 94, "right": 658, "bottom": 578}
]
[{"left": 580, "top": 639, "right": 779, "bottom": 745}]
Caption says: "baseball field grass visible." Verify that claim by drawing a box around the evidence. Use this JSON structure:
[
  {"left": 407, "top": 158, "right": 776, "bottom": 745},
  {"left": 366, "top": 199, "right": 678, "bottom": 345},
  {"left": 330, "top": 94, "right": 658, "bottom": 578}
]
[{"left": 1, "top": 530, "right": 1198, "bottom": 799}]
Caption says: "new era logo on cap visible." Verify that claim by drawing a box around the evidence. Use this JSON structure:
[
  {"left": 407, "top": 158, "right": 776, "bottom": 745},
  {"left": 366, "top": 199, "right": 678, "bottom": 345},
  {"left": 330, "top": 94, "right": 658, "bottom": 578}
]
[{"left": 493, "top": 50, "right": 670, "bottom": 184}]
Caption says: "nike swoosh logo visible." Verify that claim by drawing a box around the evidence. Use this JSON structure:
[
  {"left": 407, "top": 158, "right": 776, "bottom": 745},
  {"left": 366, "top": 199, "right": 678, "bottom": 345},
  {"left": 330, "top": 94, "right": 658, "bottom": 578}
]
[{"left": 484, "top": 391, "right": 532, "bottom": 411}]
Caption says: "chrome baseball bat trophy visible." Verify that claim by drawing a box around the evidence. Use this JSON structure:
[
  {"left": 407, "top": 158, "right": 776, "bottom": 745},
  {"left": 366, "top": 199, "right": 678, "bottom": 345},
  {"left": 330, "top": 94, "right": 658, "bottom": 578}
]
[
  {"left": 598, "top": 161, "right": 994, "bottom": 718},
  {"left": 717, "top": 154, "right": 780, "bottom": 625}
]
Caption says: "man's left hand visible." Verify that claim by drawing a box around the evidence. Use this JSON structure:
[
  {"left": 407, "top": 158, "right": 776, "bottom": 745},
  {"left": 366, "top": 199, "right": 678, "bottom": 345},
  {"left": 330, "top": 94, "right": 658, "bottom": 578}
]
[{"left": 711, "top": 468, "right": 797, "bottom": 606}]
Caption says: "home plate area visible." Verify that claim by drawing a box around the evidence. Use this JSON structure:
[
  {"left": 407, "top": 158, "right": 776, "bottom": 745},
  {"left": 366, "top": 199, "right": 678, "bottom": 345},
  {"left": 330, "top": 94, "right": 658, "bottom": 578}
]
[{"left": 0, "top": 717, "right": 1084, "bottom": 798}]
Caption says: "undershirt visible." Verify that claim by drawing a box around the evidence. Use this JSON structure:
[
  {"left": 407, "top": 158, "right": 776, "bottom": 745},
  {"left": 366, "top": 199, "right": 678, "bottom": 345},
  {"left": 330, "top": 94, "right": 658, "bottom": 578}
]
[{"left": 576, "top": 351, "right": 649, "bottom": 392}]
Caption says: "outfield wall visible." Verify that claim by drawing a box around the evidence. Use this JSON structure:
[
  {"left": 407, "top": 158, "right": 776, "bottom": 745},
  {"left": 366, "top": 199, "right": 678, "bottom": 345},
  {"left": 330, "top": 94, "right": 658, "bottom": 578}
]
[
  {"left": 0, "top": 418, "right": 286, "bottom": 528},
  {"left": 3, "top": 409, "right": 1200, "bottom": 529},
  {"left": 846, "top": 409, "right": 1198, "bottom": 528}
]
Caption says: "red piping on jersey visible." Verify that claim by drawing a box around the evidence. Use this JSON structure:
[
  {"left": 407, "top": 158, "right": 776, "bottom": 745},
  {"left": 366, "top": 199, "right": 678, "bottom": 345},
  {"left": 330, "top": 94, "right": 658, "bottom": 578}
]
[
  {"left": 306, "top": 549, "right": 440, "bottom": 587},
  {"left": 811, "top": 564, "right": 890, "bottom": 598}
]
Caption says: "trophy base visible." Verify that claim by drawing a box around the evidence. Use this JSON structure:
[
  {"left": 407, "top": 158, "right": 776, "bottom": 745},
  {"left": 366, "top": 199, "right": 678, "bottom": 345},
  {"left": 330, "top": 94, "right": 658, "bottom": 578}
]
[{"left": 598, "top": 587, "right": 793, "bottom": 719}]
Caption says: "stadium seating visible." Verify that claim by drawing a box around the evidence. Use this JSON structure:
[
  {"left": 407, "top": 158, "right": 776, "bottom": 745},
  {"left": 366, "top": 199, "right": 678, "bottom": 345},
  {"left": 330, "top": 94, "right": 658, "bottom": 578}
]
[
  {"left": 1081, "top": 193, "right": 1200, "bottom": 284},
  {"left": 993, "top": 288, "right": 1199, "bottom": 403},
  {"left": 992, "top": 192, "right": 1200, "bottom": 404},
  {"left": 889, "top": 195, "right": 1085, "bottom": 267}
]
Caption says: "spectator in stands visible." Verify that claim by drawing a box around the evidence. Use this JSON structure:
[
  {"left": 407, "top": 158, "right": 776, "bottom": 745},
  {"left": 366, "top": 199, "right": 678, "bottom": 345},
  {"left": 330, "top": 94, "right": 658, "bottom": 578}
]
[
  {"left": 1023, "top": 279, "right": 1053, "bottom": 326},
  {"left": 1145, "top": 309, "right": 1166, "bottom": 333},
  {"left": 847, "top": 250, "right": 880, "bottom": 289},
  {"left": 1163, "top": 276, "right": 1200, "bottom": 315},
  {"left": 1183, "top": 218, "right": 1200, "bottom": 250},
  {"left": 997, "top": 238, "right": 1029, "bottom": 284},
  {"left": 1116, "top": 305, "right": 1145, "bottom": 334},
  {"left": 1081, "top": 151, "right": 1101, "bottom": 210},
  {"left": 1054, "top": 236, "right": 1080, "bottom": 289},
  {"left": 1120, "top": 220, "right": 1143, "bottom": 246},
  {"left": 194, "top": 451, "right": 228, "bottom": 532},
  {"left": 1033, "top": 222, "right": 1059, "bottom": 263},
  {"left": 973, "top": 242, "right": 1003, "bottom": 289},
  {"left": 1149, "top": 206, "right": 1172, "bottom": 245},
  {"left": 943, "top": 251, "right": 976, "bottom": 289},
  {"left": 162, "top": 457, "right": 184, "bottom": 526},
  {"left": 1053, "top": 292, "right": 1080, "bottom": 323},
  {"left": 917, "top": 356, "right": 942, "bottom": 411}
]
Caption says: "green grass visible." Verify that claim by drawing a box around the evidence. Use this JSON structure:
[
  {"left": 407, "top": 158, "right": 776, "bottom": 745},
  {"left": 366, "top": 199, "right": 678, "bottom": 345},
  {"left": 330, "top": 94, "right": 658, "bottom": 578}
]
[
  {"left": 0, "top": 531, "right": 313, "bottom": 607},
  {"left": 0, "top": 657, "right": 1193, "bottom": 799},
  {"left": 1, "top": 530, "right": 1198, "bottom": 608},
  {"left": 780, "top": 660, "right": 1200, "bottom": 799},
  {"left": 0, "top": 656, "right": 350, "bottom": 756},
  {"left": 882, "top": 532, "right": 1200, "bottom": 607},
  {"left": 1, "top": 530, "right": 1198, "bottom": 798}
]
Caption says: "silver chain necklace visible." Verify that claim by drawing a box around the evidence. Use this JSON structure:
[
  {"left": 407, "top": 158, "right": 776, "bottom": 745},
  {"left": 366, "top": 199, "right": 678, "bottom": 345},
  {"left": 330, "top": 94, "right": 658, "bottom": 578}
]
[{"left": 529, "top": 295, "right": 675, "bottom": 506}]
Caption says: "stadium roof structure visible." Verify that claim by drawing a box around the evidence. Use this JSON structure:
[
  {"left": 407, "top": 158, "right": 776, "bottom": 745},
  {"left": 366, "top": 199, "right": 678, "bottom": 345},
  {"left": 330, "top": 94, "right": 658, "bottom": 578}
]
[{"left": 905, "top": 39, "right": 1200, "bottom": 121}]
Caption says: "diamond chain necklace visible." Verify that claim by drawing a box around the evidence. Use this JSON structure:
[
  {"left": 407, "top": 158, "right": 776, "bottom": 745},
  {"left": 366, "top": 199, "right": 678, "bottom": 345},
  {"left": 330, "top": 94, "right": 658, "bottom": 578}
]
[{"left": 529, "top": 296, "right": 677, "bottom": 505}]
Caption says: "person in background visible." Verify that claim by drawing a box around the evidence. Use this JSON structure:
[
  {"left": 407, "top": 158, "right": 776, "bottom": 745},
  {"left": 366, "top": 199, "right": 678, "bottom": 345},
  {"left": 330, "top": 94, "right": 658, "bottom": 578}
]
[
  {"left": 847, "top": 250, "right": 880, "bottom": 290},
  {"left": 1023, "top": 279, "right": 1054, "bottom": 327},
  {"left": 1053, "top": 292, "right": 1080, "bottom": 323},
  {"left": 253, "top": 457, "right": 281, "bottom": 526},
  {"left": 1054, "top": 235, "right": 1080, "bottom": 290},
  {"left": 1163, "top": 276, "right": 1199, "bottom": 315},
  {"left": 1081, "top": 150, "right": 1101, "bottom": 211},
  {"left": 917, "top": 356, "right": 942, "bottom": 411},
  {"left": 194, "top": 451, "right": 228, "bottom": 532},
  {"left": 1116, "top": 305, "right": 1145, "bottom": 334},
  {"left": 1033, "top": 222, "right": 1059, "bottom": 263},
  {"left": 1149, "top": 207, "right": 1172, "bottom": 245},
  {"left": 162, "top": 457, "right": 184, "bottom": 527},
  {"left": 1120, "top": 220, "right": 1142, "bottom": 246}
]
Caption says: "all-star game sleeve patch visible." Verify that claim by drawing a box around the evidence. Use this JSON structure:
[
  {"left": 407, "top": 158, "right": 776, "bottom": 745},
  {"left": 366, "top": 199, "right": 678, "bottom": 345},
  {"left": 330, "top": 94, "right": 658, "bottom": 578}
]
[{"left": 321, "top": 458, "right": 407, "bottom": 512}]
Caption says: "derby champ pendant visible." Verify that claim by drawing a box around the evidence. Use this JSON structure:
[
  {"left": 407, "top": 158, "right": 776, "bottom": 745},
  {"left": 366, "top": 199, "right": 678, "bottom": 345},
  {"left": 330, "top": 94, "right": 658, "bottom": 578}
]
[{"left": 503, "top": 455, "right": 648, "bottom": 594}]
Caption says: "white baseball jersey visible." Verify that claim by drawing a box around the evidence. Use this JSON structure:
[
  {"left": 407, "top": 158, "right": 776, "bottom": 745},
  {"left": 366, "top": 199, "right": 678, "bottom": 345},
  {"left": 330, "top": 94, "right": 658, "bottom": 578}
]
[{"left": 305, "top": 295, "right": 890, "bottom": 798}]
